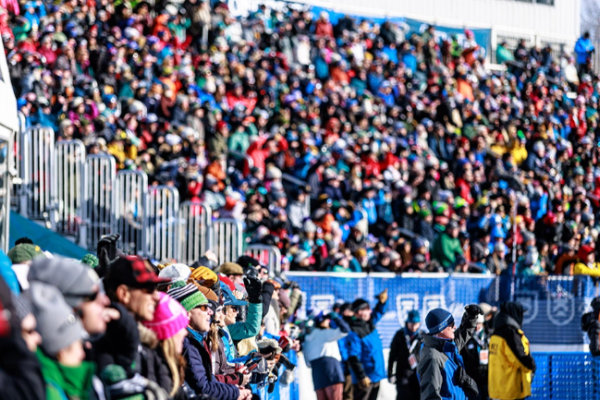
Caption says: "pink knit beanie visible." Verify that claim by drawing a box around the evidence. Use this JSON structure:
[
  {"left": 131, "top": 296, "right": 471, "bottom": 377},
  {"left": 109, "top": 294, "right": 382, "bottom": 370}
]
[{"left": 143, "top": 292, "right": 189, "bottom": 340}]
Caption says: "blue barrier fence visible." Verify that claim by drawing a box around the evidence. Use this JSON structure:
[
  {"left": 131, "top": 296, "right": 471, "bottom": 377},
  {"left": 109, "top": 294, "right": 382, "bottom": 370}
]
[
  {"left": 286, "top": 272, "right": 599, "bottom": 346},
  {"left": 531, "top": 352, "right": 599, "bottom": 400}
]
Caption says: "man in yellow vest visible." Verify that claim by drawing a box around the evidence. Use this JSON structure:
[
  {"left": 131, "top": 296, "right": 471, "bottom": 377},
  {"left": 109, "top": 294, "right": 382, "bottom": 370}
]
[{"left": 488, "top": 302, "right": 536, "bottom": 400}]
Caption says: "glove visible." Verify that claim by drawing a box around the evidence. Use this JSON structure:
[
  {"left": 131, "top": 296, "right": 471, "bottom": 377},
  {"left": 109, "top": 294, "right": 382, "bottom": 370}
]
[
  {"left": 377, "top": 288, "right": 389, "bottom": 304},
  {"left": 388, "top": 376, "right": 397, "bottom": 385},
  {"left": 244, "top": 276, "right": 263, "bottom": 304},
  {"left": 465, "top": 304, "right": 484, "bottom": 318},
  {"left": 358, "top": 377, "right": 371, "bottom": 389},
  {"left": 97, "top": 233, "right": 122, "bottom": 260},
  {"left": 96, "top": 234, "right": 123, "bottom": 278},
  {"left": 244, "top": 265, "right": 259, "bottom": 279},
  {"left": 456, "top": 367, "right": 479, "bottom": 397}
]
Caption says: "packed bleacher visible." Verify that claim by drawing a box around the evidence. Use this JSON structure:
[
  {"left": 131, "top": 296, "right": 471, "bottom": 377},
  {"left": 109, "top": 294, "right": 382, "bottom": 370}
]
[{"left": 7, "top": 0, "right": 600, "bottom": 278}]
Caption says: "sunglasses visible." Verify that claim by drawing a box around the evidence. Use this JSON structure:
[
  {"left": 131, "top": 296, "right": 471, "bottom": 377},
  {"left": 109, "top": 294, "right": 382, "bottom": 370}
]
[
  {"left": 196, "top": 304, "right": 210, "bottom": 312},
  {"left": 67, "top": 290, "right": 100, "bottom": 302}
]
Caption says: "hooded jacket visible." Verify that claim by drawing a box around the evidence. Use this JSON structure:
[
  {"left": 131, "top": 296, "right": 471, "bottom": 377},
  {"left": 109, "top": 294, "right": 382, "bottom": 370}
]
[
  {"left": 346, "top": 300, "right": 387, "bottom": 384},
  {"left": 417, "top": 311, "right": 477, "bottom": 400},
  {"left": 488, "top": 303, "right": 536, "bottom": 400}
]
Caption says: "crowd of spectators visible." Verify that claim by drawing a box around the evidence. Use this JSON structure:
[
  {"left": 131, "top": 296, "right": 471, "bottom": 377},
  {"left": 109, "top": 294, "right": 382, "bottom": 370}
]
[
  {"left": 7, "top": 0, "right": 600, "bottom": 277},
  {"left": 0, "top": 235, "right": 305, "bottom": 400}
]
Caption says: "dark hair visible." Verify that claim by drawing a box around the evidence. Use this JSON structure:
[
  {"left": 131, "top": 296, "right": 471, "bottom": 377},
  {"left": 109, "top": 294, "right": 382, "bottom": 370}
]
[{"left": 15, "top": 237, "right": 34, "bottom": 245}]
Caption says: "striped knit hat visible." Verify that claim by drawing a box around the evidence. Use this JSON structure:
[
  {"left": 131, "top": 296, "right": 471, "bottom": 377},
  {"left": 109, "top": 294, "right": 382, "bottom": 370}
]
[{"left": 167, "top": 281, "right": 208, "bottom": 312}]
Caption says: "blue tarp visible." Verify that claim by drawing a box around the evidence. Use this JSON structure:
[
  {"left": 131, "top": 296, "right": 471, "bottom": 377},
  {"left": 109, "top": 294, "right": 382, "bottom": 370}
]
[
  {"left": 9, "top": 211, "right": 88, "bottom": 259},
  {"left": 307, "top": 6, "right": 491, "bottom": 54}
]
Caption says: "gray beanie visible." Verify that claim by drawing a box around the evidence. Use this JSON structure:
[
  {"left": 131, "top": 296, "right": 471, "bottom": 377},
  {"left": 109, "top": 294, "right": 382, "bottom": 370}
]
[
  {"left": 28, "top": 256, "right": 100, "bottom": 308},
  {"left": 29, "top": 282, "right": 85, "bottom": 356}
]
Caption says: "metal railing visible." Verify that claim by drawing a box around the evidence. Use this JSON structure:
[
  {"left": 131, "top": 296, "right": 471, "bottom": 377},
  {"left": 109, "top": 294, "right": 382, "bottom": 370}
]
[
  {"left": 178, "top": 202, "right": 212, "bottom": 266},
  {"left": 55, "top": 140, "right": 85, "bottom": 236},
  {"left": 212, "top": 218, "right": 244, "bottom": 264},
  {"left": 147, "top": 185, "right": 179, "bottom": 262},
  {"left": 114, "top": 170, "right": 148, "bottom": 256},
  {"left": 245, "top": 244, "right": 282, "bottom": 276}
]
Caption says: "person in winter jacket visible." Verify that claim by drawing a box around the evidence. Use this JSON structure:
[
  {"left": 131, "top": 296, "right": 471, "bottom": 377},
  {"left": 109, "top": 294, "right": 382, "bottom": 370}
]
[
  {"left": 431, "top": 220, "right": 464, "bottom": 271},
  {"left": 29, "top": 282, "right": 94, "bottom": 400},
  {"left": 346, "top": 289, "right": 389, "bottom": 400},
  {"left": 304, "top": 311, "right": 350, "bottom": 400},
  {"left": 0, "top": 275, "right": 46, "bottom": 400},
  {"left": 488, "top": 302, "right": 536, "bottom": 400},
  {"left": 575, "top": 32, "right": 595, "bottom": 73},
  {"left": 418, "top": 305, "right": 483, "bottom": 400},
  {"left": 223, "top": 276, "right": 264, "bottom": 341},
  {"left": 388, "top": 310, "right": 424, "bottom": 400},
  {"left": 582, "top": 297, "right": 600, "bottom": 357},
  {"left": 460, "top": 314, "right": 489, "bottom": 400},
  {"left": 175, "top": 281, "right": 252, "bottom": 400},
  {"left": 573, "top": 245, "right": 600, "bottom": 277},
  {"left": 96, "top": 255, "right": 168, "bottom": 377},
  {"left": 141, "top": 292, "right": 190, "bottom": 399}
]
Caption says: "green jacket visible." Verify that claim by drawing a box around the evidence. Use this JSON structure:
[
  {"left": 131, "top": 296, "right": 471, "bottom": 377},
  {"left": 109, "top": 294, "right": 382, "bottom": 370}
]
[
  {"left": 37, "top": 349, "right": 95, "bottom": 400},
  {"left": 431, "top": 232, "right": 463, "bottom": 270},
  {"left": 496, "top": 45, "right": 515, "bottom": 64},
  {"left": 228, "top": 302, "right": 263, "bottom": 341},
  {"left": 228, "top": 131, "right": 250, "bottom": 153}
]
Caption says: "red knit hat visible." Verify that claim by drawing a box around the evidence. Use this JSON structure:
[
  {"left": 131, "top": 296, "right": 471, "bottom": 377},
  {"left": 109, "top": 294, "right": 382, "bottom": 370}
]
[
  {"left": 143, "top": 292, "right": 189, "bottom": 340},
  {"left": 578, "top": 245, "right": 595, "bottom": 261}
]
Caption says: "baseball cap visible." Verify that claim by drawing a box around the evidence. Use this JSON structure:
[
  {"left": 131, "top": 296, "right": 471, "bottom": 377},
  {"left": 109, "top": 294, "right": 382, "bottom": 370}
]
[
  {"left": 220, "top": 282, "right": 247, "bottom": 307},
  {"left": 104, "top": 256, "right": 169, "bottom": 291}
]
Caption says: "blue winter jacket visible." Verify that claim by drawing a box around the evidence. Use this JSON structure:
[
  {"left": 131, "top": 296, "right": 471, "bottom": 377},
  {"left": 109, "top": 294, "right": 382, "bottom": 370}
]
[
  {"left": 417, "top": 311, "right": 478, "bottom": 400},
  {"left": 575, "top": 37, "right": 595, "bottom": 64},
  {"left": 346, "top": 300, "right": 388, "bottom": 384}
]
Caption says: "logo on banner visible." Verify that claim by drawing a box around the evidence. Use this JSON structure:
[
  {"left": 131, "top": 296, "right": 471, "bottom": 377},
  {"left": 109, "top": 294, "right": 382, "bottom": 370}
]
[
  {"left": 310, "top": 295, "right": 336, "bottom": 313},
  {"left": 396, "top": 294, "right": 419, "bottom": 325},
  {"left": 422, "top": 294, "right": 446, "bottom": 319},
  {"left": 547, "top": 292, "right": 575, "bottom": 326},
  {"left": 514, "top": 291, "right": 538, "bottom": 325}
]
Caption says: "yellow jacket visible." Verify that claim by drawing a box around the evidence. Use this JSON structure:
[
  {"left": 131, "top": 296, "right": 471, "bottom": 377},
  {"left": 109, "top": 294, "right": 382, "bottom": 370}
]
[
  {"left": 573, "top": 262, "right": 600, "bottom": 277},
  {"left": 489, "top": 321, "right": 534, "bottom": 399}
]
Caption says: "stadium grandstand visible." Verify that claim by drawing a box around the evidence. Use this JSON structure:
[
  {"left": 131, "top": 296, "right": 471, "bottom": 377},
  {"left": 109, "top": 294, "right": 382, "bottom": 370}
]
[{"left": 3, "top": 0, "right": 600, "bottom": 399}]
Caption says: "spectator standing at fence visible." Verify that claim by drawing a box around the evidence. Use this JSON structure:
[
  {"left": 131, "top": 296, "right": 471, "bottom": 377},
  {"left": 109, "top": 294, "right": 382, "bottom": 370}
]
[
  {"left": 581, "top": 297, "right": 600, "bottom": 356},
  {"left": 345, "top": 289, "right": 389, "bottom": 400},
  {"left": 388, "top": 310, "right": 424, "bottom": 400},
  {"left": 574, "top": 32, "right": 595, "bottom": 76},
  {"left": 418, "top": 305, "right": 482, "bottom": 400},
  {"left": 488, "top": 302, "right": 536, "bottom": 400},
  {"left": 460, "top": 313, "right": 490, "bottom": 400},
  {"left": 304, "top": 311, "right": 350, "bottom": 400}
]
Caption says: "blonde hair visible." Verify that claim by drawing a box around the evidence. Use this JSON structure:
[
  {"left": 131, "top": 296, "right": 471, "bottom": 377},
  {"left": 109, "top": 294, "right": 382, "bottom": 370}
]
[
  {"left": 160, "top": 338, "right": 186, "bottom": 397},
  {"left": 207, "top": 322, "right": 220, "bottom": 353}
]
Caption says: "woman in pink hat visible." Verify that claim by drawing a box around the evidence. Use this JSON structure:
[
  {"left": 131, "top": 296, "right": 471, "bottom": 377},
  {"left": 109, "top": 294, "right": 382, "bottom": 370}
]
[{"left": 142, "top": 292, "right": 190, "bottom": 399}]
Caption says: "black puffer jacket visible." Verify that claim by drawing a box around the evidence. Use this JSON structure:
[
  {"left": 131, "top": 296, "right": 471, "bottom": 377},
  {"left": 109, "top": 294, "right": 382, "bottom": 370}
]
[
  {"left": 582, "top": 297, "right": 600, "bottom": 357},
  {"left": 95, "top": 302, "right": 140, "bottom": 377}
]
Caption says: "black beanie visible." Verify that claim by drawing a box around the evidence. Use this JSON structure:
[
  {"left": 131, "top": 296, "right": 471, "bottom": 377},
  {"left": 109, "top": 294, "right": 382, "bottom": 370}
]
[{"left": 352, "top": 298, "right": 370, "bottom": 313}]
